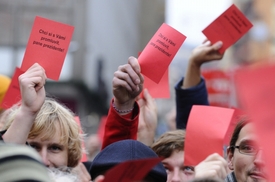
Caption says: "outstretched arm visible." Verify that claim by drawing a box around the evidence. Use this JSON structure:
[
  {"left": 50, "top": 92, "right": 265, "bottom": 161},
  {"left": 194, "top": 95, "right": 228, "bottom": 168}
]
[
  {"left": 183, "top": 40, "right": 223, "bottom": 88},
  {"left": 102, "top": 57, "right": 144, "bottom": 149},
  {"left": 176, "top": 41, "right": 224, "bottom": 129},
  {"left": 3, "top": 63, "right": 46, "bottom": 144}
]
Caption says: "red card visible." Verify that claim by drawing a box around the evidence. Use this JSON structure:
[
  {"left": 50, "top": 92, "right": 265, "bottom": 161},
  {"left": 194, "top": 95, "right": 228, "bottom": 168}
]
[
  {"left": 103, "top": 158, "right": 161, "bottom": 182},
  {"left": 202, "top": 4, "right": 253, "bottom": 53},
  {"left": 184, "top": 105, "right": 235, "bottom": 166},
  {"left": 75, "top": 116, "right": 88, "bottom": 162},
  {"left": 21, "top": 16, "right": 74, "bottom": 80},
  {"left": 202, "top": 69, "right": 232, "bottom": 108},
  {"left": 0, "top": 68, "right": 24, "bottom": 109},
  {"left": 234, "top": 63, "right": 275, "bottom": 182},
  {"left": 138, "top": 23, "right": 186, "bottom": 83},
  {"left": 143, "top": 69, "right": 170, "bottom": 99}
]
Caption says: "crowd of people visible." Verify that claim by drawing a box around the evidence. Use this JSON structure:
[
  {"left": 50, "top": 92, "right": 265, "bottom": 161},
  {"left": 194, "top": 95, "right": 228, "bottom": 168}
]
[{"left": 0, "top": 38, "right": 268, "bottom": 182}]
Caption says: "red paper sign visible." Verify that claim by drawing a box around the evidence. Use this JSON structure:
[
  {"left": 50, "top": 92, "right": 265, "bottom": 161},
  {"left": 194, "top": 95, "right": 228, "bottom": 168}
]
[
  {"left": 21, "top": 16, "right": 74, "bottom": 80},
  {"left": 0, "top": 68, "right": 24, "bottom": 109},
  {"left": 202, "top": 4, "right": 253, "bottom": 53},
  {"left": 103, "top": 158, "right": 161, "bottom": 182},
  {"left": 75, "top": 116, "right": 88, "bottom": 162},
  {"left": 202, "top": 69, "right": 232, "bottom": 108},
  {"left": 143, "top": 69, "right": 170, "bottom": 99},
  {"left": 234, "top": 63, "right": 275, "bottom": 182},
  {"left": 184, "top": 105, "right": 235, "bottom": 166},
  {"left": 138, "top": 23, "right": 186, "bottom": 83}
]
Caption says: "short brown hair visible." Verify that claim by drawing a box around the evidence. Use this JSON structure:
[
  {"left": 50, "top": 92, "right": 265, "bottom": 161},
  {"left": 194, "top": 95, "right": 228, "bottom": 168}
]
[
  {"left": 151, "top": 129, "right": 185, "bottom": 158},
  {"left": 229, "top": 117, "right": 249, "bottom": 153}
]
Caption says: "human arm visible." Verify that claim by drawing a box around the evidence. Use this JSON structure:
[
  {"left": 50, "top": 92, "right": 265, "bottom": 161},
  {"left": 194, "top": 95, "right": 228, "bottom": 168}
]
[
  {"left": 183, "top": 40, "right": 223, "bottom": 88},
  {"left": 137, "top": 88, "right": 158, "bottom": 146},
  {"left": 176, "top": 41, "right": 223, "bottom": 129},
  {"left": 3, "top": 63, "right": 46, "bottom": 144},
  {"left": 102, "top": 57, "right": 143, "bottom": 149}
]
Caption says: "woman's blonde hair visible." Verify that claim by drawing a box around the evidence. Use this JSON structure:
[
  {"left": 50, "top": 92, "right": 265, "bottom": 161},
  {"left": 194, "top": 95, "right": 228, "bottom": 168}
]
[{"left": 3, "top": 98, "right": 83, "bottom": 167}]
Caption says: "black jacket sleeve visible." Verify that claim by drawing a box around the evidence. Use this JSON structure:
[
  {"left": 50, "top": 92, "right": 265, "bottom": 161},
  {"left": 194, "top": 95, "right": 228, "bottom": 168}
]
[{"left": 175, "top": 77, "right": 209, "bottom": 129}]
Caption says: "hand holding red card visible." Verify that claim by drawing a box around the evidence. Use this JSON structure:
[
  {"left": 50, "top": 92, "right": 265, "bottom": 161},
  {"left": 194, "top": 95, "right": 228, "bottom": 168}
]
[
  {"left": 202, "top": 4, "right": 253, "bottom": 53},
  {"left": 138, "top": 23, "right": 186, "bottom": 84},
  {"left": 21, "top": 16, "right": 74, "bottom": 80}
]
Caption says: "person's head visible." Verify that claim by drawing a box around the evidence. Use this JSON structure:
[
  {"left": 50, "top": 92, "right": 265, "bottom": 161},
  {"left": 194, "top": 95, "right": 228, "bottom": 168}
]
[
  {"left": 151, "top": 129, "right": 195, "bottom": 182},
  {"left": 90, "top": 139, "right": 167, "bottom": 182},
  {"left": 3, "top": 98, "right": 83, "bottom": 168},
  {"left": 0, "top": 142, "right": 51, "bottom": 181},
  {"left": 227, "top": 118, "right": 268, "bottom": 182},
  {"left": 0, "top": 74, "right": 11, "bottom": 113}
]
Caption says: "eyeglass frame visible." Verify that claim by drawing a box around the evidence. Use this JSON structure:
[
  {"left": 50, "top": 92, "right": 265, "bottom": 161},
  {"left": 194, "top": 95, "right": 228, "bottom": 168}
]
[{"left": 229, "top": 144, "right": 262, "bottom": 156}]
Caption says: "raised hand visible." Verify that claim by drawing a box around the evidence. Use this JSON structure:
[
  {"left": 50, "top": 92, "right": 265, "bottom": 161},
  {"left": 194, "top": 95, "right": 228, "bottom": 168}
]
[
  {"left": 183, "top": 40, "right": 223, "bottom": 89},
  {"left": 19, "top": 63, "right": 46, "bottom": 114},
  {"left": 3, "top": 63, "right": 47, "bottom": 144},
  {"left": 112, "top": 56, "right": 143, "bottom": 112}
]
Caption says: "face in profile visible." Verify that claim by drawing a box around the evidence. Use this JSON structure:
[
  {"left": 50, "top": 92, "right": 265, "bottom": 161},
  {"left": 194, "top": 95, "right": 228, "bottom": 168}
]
[
  {"left": 228, "top": 123, "right": 268, "bottom": 182},
  {"left": 162, "top": 150, "right": 195, "bottom": 182},
  {"left": 27, "top": 124, "right": 69, "bottom": 168}
]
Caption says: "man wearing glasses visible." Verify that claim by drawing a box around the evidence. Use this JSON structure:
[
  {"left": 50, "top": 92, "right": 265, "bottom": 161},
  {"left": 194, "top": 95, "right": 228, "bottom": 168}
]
[{"left": 226, "top": 119, "right": 268, "bottom": 182}]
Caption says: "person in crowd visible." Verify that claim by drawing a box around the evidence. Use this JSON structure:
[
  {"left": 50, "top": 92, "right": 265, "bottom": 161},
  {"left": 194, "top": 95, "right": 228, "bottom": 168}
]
[
  {"left": 1, "top": 63, "right": 83, "bottom": 168},
  {"left": 154, "top": 40, "right": 228, "bottom": 182},
  {"left": 84, "top": 56, "right": 166, "bottom": 181},
  {"left": 100, "top": 56, "right": 144, "bottom": 149},
  {"left": 0, "top": 141, "right": 51, "bottom": 181},
  {"left": 0, "top": 63, "right": 91, "bottom": 181},
  {"left": 175, "top": 40, "right": 223, "bottom": 129},
  {"left": 151, "top": 130, "right": 195, "bottom": 182},
  {"left": 90, "top": 139, "right": 167, "bottom": 182},
  {"left": 225, "top": 118, "right": 268, "bottom": 182},
  {"left": 151, "top": 130, "right": 229, "bottom": 182},
  {"left": 0, "top": 141, "right": 91, "bottom": 182}
]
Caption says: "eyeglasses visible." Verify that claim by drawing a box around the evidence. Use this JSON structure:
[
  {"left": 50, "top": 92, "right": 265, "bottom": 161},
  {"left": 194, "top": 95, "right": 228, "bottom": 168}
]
[{"left": 230, "top": 144, "right": 261, "bottom": 156}]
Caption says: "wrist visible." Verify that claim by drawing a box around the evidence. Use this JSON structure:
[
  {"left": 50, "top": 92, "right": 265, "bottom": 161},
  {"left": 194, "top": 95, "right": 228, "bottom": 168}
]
[
  {"left": 112, "top": 99, "right": 135, "bottom": 114},
  {"left": 189, "top": 58, "right": 203, "bottom": 69},
  {"left": 16, "top": 104, "right": 39, "bottom": 123}
]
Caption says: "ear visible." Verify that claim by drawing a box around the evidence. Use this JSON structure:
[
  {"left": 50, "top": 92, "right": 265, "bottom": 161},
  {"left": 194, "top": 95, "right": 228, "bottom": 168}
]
[{"left": 227, "top": 147, "right": 234, "bottom": 170}]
